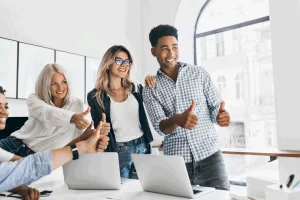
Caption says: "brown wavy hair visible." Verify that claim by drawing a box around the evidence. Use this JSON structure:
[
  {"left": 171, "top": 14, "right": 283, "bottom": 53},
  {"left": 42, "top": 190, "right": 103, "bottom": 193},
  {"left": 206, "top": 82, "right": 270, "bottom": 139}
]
[{"left": 95, "top": 45, "right": 133, "bottom": 108}]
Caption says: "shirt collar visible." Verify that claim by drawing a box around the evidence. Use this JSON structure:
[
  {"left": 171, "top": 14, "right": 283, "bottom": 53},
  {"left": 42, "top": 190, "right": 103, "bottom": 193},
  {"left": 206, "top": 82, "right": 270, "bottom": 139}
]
[{"left": 157, "top": 61, "right": 187, "bottom": 76}]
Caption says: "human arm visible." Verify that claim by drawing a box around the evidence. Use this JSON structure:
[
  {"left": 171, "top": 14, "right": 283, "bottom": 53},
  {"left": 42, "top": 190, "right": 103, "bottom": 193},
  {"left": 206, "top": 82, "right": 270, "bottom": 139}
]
[
  {"left": 201, "top": 68, "right": 223, "bottom": 124},
  {"left": 27, "top": 94, "right": 89, "bottom": 129},
  {"left": 0, "top": 122, "right": 109, "bottom": 192}
]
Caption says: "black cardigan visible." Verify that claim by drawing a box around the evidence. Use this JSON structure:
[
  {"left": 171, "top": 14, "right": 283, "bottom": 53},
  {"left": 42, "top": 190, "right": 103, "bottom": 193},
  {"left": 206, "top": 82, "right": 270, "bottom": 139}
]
[{"left": 87, "top": 83, "right": 153, "bottom": 152}]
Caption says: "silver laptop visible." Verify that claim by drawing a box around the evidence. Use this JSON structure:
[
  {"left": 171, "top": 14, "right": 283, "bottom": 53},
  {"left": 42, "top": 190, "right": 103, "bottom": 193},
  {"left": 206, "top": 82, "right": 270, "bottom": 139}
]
[
  {"left": 63, "top": 152, "right": 121, "bottom": 190},
  {"left": 132, "top": 154, "right": 215, "bottom": 199}
]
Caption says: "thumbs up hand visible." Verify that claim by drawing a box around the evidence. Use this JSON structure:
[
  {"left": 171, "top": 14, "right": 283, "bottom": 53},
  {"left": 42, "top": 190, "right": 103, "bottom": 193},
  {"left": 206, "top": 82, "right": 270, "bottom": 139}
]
[
  {"left": 70, "top": 106, "right": 91, "bottom": 129},
  {"left": 217, "top": 101, "right": 231, "bottom": 127},
  {"left": 100, "top": 113, "right": 110, "bottom": 136},
  {"left": 174, "top": 100, "right": 199, "bottom": 130}
]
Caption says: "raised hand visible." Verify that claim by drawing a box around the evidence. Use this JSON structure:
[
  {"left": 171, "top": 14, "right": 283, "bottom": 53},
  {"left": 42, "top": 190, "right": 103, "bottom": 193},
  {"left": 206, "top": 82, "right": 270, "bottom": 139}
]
[
  {"left": 175, "top": 100, "right": 198, "bottom": 130},
  {"left": 79, "top": 120, "right": 95, "bottom": 141},
  {"left": 100, "top": 113, "right": 110, "bottom": 136},
  {"left": 70, "top": 106, "right": 91, "bottom": 129},
  {"left": 84, "top": 122, "right": 110, "bottom": 153},
  {"left": 217, "top": 101, "right": 230, "bottom": 127}
]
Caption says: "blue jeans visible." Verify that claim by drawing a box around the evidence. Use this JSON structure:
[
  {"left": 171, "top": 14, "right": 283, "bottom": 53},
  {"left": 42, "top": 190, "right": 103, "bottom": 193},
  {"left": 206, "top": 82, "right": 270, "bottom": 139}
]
[
  {"left": 0, "top": 136, "right": 35, "bottom": 157},
  {"left": 116, "top": 136, "right": 150, "bottom": 179},
  {"left": 185, "top": 150, "right": 230, "bottom": 191}
]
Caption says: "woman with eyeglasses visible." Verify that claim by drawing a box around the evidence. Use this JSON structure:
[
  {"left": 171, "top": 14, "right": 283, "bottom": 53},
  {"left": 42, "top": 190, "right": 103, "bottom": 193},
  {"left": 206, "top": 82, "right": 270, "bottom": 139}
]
[
  {"left": 87, "top": 45, "right": 154, "bottom": 179},
  {"left": 0, "top": 64, "right": 95, "bottom": 158}
]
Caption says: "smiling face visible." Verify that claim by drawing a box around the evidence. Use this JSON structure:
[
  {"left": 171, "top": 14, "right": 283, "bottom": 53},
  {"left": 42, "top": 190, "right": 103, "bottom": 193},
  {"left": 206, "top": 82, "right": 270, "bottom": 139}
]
[
  {"left": 50, "top": 72, "right": 68, "bottom": 102},
  {"left": 109, "top": 51, "right": 131, "bottom": 79},
  {"left": 151, "top": 36, "right": 179, "bottom": 69},
  {"left": 0, "top": 93, "right": 9, "bottom": 130}
]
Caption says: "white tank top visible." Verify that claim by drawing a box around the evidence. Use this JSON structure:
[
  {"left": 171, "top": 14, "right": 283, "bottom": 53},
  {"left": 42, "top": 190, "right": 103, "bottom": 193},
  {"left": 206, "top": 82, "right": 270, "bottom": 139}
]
[{"left": 110, "top": 93, "right": 144, "bottom": 142}]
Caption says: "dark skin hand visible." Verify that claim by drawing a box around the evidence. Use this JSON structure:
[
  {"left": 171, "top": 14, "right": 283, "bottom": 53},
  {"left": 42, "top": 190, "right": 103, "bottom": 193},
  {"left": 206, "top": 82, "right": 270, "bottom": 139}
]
[
  {"left": 217, "top": 101, "right": 231, "bottom": 127},
  {"left": 10, "top": 186, "right": 40, "bottom": 200}
]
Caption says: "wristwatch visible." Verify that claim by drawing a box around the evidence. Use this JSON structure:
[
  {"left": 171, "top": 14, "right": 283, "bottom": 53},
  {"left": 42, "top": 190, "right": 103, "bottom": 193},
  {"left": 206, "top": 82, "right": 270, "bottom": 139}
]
[{"left": 69, "top": 144, "right": 79, "bottom": 160}]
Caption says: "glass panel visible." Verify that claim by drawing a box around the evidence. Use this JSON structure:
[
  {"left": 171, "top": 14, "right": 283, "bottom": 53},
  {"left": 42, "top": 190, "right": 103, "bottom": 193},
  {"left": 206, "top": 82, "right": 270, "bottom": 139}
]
[
  {"left": 85, "top": 57, "right": 100, "bottom": 102},
  {"left": 0, "top": 38, "right": 17, "bottom": 98},
  {"left": 18, "top": 43, "right": 54, "bottom": 99},
  {"left": 197, "top": 21, "right": 276, "bottom": 149},
  {"left": 56, "top": 51, "right": 85, "bottom": 102},
  {"left": 197, "top": 0, "right": 270, "bottom": 34}
]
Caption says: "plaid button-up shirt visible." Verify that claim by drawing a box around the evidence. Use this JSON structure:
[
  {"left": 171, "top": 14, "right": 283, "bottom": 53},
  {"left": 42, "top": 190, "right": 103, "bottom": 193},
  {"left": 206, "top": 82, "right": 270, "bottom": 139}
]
[{"left": 143, "top": 62, "right": 222, "bottom": 163}]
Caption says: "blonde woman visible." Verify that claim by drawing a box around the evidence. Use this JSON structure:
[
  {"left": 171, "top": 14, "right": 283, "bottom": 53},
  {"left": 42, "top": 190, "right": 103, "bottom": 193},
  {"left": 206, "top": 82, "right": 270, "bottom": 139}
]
[
  {"left": 0, "top": 64, "right": 93, "bottom": 157},
  {"left": 87, "top": 45, "right": 153, "bottom": 179}
]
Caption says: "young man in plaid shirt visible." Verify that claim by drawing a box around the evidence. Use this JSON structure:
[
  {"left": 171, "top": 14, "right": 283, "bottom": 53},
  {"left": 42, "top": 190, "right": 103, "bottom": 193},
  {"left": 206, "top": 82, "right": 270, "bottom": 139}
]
[{"left": 143, "top": 24, "right": 231, "bottom": 190}]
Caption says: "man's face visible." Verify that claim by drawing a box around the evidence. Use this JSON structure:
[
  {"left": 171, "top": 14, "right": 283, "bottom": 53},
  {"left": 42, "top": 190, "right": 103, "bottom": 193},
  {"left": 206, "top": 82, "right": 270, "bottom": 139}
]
[
  {"left": 151, "top": 36, "right": 179, "bottom": 69},
  {"left": 0, "top": 93, "right": 9, "bottom": 130}
]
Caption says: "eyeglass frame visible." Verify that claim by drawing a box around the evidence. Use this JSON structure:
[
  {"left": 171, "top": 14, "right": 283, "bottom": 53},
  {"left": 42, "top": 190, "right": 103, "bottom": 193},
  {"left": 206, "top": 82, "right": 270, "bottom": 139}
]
[{"left": 114, "top": 57, "right": 132, "bottom": 67}]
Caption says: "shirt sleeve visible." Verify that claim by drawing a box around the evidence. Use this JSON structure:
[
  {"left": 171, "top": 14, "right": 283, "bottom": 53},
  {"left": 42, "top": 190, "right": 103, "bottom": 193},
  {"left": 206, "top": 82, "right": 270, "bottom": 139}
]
[
  {"left": 27, "top": 94, "right": 75, "bottom": 129},
  {"left": 201, "top": 67, "right": 222, "bottom": 124},
  {"left": 0, "top": 151, "right": 52, "bottom": 192},
  {"left": 73, "top": 99, "right": 85, "bottom": 139},
  {"left": 142, "top": 86, "right": 168, "bottom": 136},
  {"left": 0, "top": 148, "right": 14, "bottom": 162}
]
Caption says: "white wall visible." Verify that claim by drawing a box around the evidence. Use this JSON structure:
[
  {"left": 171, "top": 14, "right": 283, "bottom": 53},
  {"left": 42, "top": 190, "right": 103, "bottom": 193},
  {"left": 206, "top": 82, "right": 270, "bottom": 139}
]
[
  {"left": 269, "top": 0, "right": 300, "bottom": 183},
  {"left": 0, "top": 0, "right": 144, "bottom": 116}
]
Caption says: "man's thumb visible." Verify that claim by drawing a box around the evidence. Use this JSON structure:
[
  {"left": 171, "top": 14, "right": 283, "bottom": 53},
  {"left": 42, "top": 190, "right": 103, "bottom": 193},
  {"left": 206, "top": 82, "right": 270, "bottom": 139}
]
[
  {"left": 219, "top": 101, "right": 225, "bottom": 112},
  {"left": 83, "top": 106, "right": 91, "bottom": 116},
  {"left": 101, "top": 113, "right": 106, "bottom": 122},
  {"left": 186, "top": 100, "right": 196, "bottom": 113}
]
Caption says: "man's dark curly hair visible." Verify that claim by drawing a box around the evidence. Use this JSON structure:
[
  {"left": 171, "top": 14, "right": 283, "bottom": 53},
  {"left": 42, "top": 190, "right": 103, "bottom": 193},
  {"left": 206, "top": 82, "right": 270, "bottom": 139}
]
[
  {"left": 0, "top": 86, "right": 6, "bottom": 95},
  {"left": 149, "top": 24, "right": 178, "bottom": 47}
]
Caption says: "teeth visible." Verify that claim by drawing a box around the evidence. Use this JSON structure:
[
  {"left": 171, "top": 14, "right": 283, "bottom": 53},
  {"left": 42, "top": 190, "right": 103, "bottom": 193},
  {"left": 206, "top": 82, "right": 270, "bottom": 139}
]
[
  {"left": 0, "top": 118, "right": 6, "bottom": 123},
  {"left": 167, "top": 58, "right": 175, "bottom": 62}
]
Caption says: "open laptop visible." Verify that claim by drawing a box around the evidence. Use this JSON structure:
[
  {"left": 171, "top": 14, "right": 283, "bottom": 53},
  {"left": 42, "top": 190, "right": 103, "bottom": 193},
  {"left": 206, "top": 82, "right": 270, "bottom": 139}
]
[
  {"left": 132, "top": 154, "right": 215, "bottom": 199},
  {"left": 63, "top": 152, "right": 121, "bottom": 190}
]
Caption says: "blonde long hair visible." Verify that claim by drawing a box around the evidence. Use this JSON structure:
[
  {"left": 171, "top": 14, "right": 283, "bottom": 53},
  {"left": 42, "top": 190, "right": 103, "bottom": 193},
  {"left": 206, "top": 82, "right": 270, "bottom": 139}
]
[
  {"left": 35, "top": 63, "right": 70, "bottom": 106},
  {"left": 95, "top": 45, "right": 133, "bottom": 108}
]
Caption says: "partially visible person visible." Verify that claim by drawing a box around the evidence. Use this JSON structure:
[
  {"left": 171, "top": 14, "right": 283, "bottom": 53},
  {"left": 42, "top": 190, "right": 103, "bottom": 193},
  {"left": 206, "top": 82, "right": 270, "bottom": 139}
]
[
  {"left": 0, "top": 64, "right": 91, "bottom": 158},
  {"left": 0, "top": 85, "right": 109, "bottom": 193},
  {"left": 143, "top": 24, "right": 231, "bottom": 190},
  {"left": 87, "top": 45, "right": 153, "bottom": 179},
  {"left": 0, "top": 86, "right": 40, "bottom": 199}
]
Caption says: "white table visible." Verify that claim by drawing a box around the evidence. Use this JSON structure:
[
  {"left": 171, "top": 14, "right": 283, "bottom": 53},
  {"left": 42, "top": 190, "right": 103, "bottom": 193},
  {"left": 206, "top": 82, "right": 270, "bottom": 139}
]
[{"left": 0, "top": 168, "right": 237, "bottom": 200}]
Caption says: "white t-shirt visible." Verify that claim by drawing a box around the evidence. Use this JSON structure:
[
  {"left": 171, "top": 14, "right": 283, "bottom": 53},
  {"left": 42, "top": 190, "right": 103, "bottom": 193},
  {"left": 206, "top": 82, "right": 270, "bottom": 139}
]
[
  {"left": 0, "top": 148, "right": 14, "bottom": 163},
  {"left": 11, "top": 93, "right": 84, "bottom": 152},
  {"left": 110, "top": 93, "right": 143, "bottom": 143}
]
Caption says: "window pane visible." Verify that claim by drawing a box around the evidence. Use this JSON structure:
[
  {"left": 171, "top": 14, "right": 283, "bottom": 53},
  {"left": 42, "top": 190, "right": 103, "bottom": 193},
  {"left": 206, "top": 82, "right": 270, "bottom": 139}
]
[
  {"left": 196, "top": 0, "right": 270, "bottom": 34},
  {"left": 197, "top": 20, "right": 276, "bottom": 149},
  {"left": 56, "top": 51, "right": 85, "bottom": 102},
  {"left": 0, "top": 38, "right": 17, "bottom": 98},
  {"left": 85, "top": 57, "right": 100, "bottom": 102},
  {"left": 18, "top": 43, "right": 54, "bottom": 99}
]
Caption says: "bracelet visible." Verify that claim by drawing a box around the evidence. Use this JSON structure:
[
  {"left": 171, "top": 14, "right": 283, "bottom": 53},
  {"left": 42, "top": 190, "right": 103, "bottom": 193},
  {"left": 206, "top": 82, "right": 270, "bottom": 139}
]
[{"left": 69, "top": 144, "right": 79, "bottom": 160}]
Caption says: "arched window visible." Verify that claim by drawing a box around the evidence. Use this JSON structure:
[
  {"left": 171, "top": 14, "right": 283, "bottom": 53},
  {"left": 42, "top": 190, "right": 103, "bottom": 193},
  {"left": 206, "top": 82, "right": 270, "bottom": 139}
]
[{"left": 195, "top": 0, "right": 276, "bottom": 151}]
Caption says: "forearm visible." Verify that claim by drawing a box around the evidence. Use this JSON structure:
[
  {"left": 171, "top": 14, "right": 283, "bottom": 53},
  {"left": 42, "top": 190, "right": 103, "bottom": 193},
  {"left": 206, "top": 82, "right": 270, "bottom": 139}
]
[
  {"left": 159, "top": 115, "right": 179, "bottom": 135},
  {"left": 51, "top": 142, "right": 86, "bottom": 170}
]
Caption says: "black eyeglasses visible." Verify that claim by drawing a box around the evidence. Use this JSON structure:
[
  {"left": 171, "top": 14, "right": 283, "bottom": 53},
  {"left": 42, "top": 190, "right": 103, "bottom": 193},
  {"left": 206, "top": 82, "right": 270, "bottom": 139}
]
[{"left": 115, "top": 57, "right": 132, "bottom": 67}]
